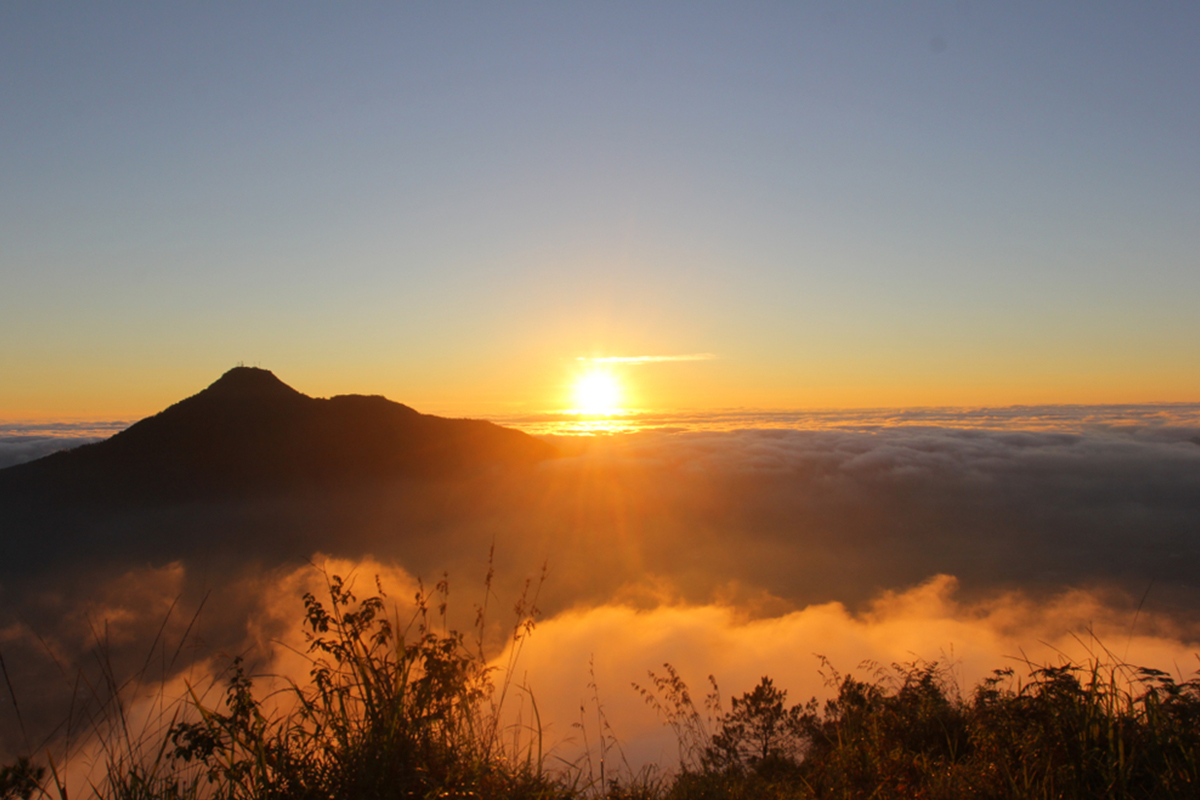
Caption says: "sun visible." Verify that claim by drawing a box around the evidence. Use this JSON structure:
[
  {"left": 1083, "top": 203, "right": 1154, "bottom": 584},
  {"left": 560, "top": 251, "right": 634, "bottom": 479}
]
[{"left": 572, "top": 370, "right": 622, "bottom": 414}]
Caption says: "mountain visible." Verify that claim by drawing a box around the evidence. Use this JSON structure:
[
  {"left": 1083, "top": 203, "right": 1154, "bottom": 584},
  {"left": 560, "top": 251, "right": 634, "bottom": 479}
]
[{"left": 0, "top": 367, "right": 556, "bottom": 505}]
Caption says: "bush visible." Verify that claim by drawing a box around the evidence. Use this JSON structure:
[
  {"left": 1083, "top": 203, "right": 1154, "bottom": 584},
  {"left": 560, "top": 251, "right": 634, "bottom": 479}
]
[
  {"left": 0, "top": 758, "right": 45, "bottom": 800},
  {"left": 641, "top": 657, "right": 1200, "bottom": 800},
  {"left": 165, "top": 572, "right": 564, "bottom": 800}
]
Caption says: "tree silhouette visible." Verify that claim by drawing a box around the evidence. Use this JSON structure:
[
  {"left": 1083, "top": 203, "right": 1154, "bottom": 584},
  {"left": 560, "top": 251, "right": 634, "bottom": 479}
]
[{"left": 703, "top": 677, "right": 809, "bottom": 774}]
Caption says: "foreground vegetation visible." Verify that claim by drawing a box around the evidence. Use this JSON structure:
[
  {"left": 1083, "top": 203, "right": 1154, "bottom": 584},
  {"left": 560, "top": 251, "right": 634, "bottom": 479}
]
[{"left": 4, "top": 574, "right": 1200, "bottom": 800}]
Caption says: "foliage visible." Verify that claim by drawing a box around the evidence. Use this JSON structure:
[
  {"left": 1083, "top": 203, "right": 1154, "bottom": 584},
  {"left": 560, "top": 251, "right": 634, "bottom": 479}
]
[
  {"left": 163, "top": 571, "right": 561, "bottom": 800},
  {"left": 0, "top": 758, "right": 45, "bottom": 800},
  {"left": 702, "top": 677, "right": 808, "bottom": 776},
  {"left": 644, "top": 655, "right": 1200, "bottom": 800}
]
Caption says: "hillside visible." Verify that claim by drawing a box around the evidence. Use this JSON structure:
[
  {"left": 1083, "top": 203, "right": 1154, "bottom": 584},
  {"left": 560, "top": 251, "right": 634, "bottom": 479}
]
[{"left": 0, "top": 367, "right": 554, "bottom": 505}]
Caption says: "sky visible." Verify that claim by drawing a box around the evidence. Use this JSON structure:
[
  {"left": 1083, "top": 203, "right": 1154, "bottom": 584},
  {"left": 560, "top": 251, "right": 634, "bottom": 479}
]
[{"left": 3, "top": 1, "right": 1199, "bottom": 418}]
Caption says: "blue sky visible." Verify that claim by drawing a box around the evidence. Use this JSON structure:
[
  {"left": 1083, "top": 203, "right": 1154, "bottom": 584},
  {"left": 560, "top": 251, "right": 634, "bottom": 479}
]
[{"left": 2, "top": 2, "right": 1198, "bottom": 416}]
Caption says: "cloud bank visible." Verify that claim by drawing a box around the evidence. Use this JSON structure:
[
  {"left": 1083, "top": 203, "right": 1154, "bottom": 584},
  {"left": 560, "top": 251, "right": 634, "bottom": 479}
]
[
  {"left": 0, "top": 421, "right": 130, "bottom": 468},
  {"left": 496, "top": 403, "right": 1200, "bottom": 435},
  {"left": 3, "top": 410, "right": 1200, "bottom": 771},
  {"left": 11, "top": 558, "right": 1199, "bottom": 785},
  {"left": 504, "top": 574, "right": 1200, "bottom": 771},
  {"left": 0, "top": 435, "right": 106, "bottom": 469},
  {"left": 5, "top": 419, "right": 1200, "bottom": 615}
]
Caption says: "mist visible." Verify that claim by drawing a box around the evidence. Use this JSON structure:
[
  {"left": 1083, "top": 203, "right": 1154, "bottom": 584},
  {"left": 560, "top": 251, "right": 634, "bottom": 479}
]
[
  {"left": 0, "top": 436, "right": 105, "bottom": 470},
  {"left": 3, "top": 416, "right": 1200, "bottom": 767}
]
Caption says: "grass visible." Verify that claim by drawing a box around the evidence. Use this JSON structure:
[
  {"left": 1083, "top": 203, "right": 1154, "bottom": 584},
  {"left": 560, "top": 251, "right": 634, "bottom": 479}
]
[{"left": 4, "top": 574, "right": 1200, "bottom": 800}]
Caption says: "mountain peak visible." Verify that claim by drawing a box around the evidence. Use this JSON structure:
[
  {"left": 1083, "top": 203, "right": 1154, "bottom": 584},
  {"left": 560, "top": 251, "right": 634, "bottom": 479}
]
[
  {"left": 0, "top": 367, "right": 556, "bottom": 506},
  {"left": 201, "top": 366, "right": 306, "bottom": 401}
]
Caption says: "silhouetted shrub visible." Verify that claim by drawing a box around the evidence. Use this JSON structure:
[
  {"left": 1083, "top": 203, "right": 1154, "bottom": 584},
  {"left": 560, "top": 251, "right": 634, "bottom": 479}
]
[
  {"left": 165, "top": 572, "right": 562, "bottom": 800},
  {"left": 0, "top": 758, "right": 45, "bottom": 800},
  {"left": 642, "top": 656, "right": 1200, "bottom": 800}
]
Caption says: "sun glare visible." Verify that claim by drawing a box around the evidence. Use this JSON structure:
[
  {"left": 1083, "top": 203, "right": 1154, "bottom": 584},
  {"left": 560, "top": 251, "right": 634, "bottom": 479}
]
[{"left": 572, "top": 370, "right": 622, "bottom": 414}]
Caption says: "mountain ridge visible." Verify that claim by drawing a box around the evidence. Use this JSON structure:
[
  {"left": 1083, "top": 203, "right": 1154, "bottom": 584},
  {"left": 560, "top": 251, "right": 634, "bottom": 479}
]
[{"left": 0, "top": 367, "right": 555, "bottom": 504}]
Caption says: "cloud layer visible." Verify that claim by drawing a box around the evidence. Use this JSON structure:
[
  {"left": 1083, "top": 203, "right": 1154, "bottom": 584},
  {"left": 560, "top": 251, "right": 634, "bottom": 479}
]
[
  {"left": 6, "top": 419, "right": 1200, "bottom": 615},
  {"left": 0, "top": 435, "right": 104, "bottom": 469},
  {"left": 0, "top": 421, "right": 130, "bottom": 468},
  {"left": 504, "top": 574, "right": 1200, "bottom": 771},
  {"left": 11, "top": 558, "right": 1199, "bottom": 785},
  {"left": 496, "top": 403, "right": 1200, "bottom": 435},
  {"left": 3, "top": 412, "right": 1200, "bottom": 770}
]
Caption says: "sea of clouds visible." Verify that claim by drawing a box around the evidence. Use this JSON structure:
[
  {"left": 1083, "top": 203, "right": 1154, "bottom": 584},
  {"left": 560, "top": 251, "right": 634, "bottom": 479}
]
[
  {"left": 495, "top": 403, "right": 1200, "bottom": 436},
  {"left": 0, "top": 420, "right": 131, "bottom": 469},
  {"left": 10, "top": 555, "right": 1199, "bottom": 791},
  {"left": 2, "top": 407, "right": 1200, "bottom": 780}
]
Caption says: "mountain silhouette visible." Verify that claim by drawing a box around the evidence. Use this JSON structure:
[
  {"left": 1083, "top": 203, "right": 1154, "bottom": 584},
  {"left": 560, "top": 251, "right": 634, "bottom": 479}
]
[{"left": 0, "top": 367, "right": 555, "bottom": 505}]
